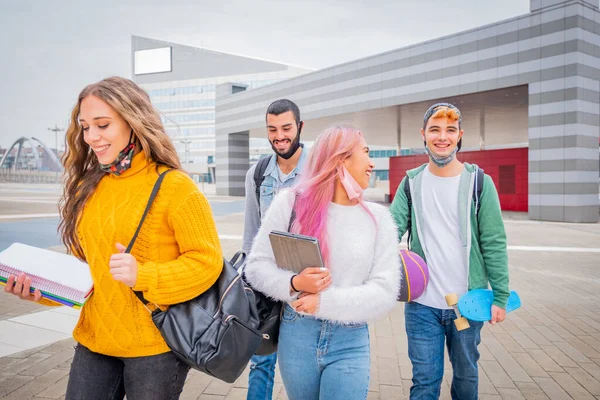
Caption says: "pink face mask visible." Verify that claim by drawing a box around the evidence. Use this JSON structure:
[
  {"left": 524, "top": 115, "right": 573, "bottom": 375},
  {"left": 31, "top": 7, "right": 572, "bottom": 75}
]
[{"left": 339, "top": 166, "right": 364, "bottom": 201}]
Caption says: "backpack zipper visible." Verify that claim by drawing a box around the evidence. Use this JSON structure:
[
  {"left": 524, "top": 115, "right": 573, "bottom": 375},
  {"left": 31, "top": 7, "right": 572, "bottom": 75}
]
[{"left": 213, "top": 274, "right": 241, "bottom": 318}]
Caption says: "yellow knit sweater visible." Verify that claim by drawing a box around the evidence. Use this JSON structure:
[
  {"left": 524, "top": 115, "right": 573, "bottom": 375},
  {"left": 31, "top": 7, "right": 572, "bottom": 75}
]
[{"left": 70, "top": 151, "right": 223, "bottom": 357}]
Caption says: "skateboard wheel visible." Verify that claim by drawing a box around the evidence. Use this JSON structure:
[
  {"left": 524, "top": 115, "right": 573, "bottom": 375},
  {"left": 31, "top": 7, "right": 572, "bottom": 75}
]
[
  {"left": 454, "top": 317, "right": 470, "bottom": 331},
  {"left": 445, "top": 293, "right": 459, "bottom": 306}
]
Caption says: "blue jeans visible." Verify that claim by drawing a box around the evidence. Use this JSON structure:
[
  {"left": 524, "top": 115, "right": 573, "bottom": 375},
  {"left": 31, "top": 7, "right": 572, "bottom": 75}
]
[
  {"left": 247, "top": 352, "right": 277, "bottom": 400},
  {"left": 277, "top": 304, "right": 370, "bottom": 400},
  {"left": 405, "top": 302, "right": 483, "bottom": 400}
]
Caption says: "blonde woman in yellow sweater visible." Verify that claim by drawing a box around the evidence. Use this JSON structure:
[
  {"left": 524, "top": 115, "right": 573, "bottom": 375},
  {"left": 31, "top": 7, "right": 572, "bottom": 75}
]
[{"left": 4, "top": 76, "right": 223, "bottom": 399}]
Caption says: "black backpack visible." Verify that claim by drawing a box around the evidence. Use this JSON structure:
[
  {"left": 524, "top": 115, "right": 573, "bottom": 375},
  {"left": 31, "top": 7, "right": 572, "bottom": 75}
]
[
  {"left": 253, "top": 155, "right": 273, "bottom": 216},
  {"left": 404, "top": 166, "right": 484, "bottom": 248},
  {"left": 130, "top": 170, "right": 263, "bottom": 383},
  {"left": 246, "top": 154, "right": 282, "bottom": 356}
]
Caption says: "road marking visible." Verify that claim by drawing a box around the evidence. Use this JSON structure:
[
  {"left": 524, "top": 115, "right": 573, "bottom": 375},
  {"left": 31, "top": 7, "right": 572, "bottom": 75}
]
[
  {"left": 507, "top": 245, "right": 600, "bottom": 253},
  {"left": 0, "top": 213, "right": 59, "bottom": 220},
  {"left": 0, "top": 198, "right": 58, "bottom": 204},
  {"left": 503, "top": 219, "right": 599, "bottom": 226},
  {"left": 219, "top": 234, "right": 243, "bottom": 240}
]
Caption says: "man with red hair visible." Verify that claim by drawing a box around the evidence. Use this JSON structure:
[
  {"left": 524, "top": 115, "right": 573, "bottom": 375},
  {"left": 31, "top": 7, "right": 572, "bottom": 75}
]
[{"left": 390, "top": 102, "right": 510, "bottom": 399}]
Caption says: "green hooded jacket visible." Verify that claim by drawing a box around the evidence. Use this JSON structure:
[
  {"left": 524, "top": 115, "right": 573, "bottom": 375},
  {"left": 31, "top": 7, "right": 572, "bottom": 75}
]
[{"left": 389, "top": 162, "right": 510, "bottom": 308}]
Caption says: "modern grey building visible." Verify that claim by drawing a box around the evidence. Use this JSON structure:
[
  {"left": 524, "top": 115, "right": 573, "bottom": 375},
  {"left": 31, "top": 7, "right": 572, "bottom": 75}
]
[
  {"left": 131, "top": 36, "right": 311, "bottom": 182},
  {"left": 216, "top": 0, "right": 600, "bottom": 223}
]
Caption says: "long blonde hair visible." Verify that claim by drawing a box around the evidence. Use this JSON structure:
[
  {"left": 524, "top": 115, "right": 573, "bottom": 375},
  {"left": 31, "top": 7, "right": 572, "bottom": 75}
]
[{"left": 59, "top": 76, "right": 181, "bottom": 260}]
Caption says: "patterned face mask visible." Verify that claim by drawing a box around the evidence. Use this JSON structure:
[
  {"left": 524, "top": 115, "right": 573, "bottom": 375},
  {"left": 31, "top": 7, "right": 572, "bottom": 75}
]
[{"left": 99, "top": 132, "right": 136, "bottom": 176}]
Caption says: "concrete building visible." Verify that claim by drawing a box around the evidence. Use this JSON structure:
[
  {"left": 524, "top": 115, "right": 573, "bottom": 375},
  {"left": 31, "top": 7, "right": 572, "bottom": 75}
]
[
  {"left": 215, "top": 0, "right": 600, "bottom": 223},
  {"left": 131, "top": 35, "right": 311, "bottom": 182}
]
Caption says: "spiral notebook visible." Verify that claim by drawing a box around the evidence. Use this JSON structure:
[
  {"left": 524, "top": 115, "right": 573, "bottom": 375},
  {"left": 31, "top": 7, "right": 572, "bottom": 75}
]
[{"left": 0, "top": 243, "right": 93, "bottom": 308}]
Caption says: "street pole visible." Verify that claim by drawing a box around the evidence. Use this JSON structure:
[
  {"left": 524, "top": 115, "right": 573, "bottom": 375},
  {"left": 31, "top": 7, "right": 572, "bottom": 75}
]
[
  {"left": 178, "top": 140, "right": 192, "bottom": 166},
  {"left": 48, "top": 124, "right": 64, "bottom": 156},
  {"left": 48, "top": 124, "right": 64, "bottom": 182}
]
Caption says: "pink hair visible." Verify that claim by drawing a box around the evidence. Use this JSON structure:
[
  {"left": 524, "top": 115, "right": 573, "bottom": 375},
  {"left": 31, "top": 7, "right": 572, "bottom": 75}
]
[{"left": 291, "top": 124, "right": 376, "bottom": 265}]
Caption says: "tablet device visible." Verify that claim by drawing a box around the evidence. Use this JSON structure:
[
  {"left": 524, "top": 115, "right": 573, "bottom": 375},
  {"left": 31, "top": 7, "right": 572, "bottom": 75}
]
[{"left": 268, "top": 231, "right": 325, "bottom": 273}]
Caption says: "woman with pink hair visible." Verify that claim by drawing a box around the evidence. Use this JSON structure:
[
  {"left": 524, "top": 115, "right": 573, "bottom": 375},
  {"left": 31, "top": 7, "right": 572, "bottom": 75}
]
[{"left": 245, "top": 124, "right": 401, "bottom": 399}]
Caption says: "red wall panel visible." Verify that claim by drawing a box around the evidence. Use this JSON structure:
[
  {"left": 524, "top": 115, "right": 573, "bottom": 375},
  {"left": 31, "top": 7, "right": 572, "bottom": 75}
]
[{"left": 389, "top": 148, "right": 528, "bottom": 212}]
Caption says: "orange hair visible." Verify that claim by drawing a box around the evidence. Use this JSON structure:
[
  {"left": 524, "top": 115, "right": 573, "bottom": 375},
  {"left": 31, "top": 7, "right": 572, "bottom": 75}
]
[{"left": 431, "top": 107, "right": 460, "bottom": 122}]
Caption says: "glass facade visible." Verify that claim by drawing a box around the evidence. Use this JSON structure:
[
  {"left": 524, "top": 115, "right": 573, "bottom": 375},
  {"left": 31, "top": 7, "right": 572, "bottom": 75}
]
[
  {"left": 161, "top": 113, "right": 215, "bottom": 124},
  {"left": 374, "top": 170, "right": 389, "bottom": 181},
  {"left": 142, "top": 74, "right": 307, "bottom": 180},
  {"left": 153, "top": 99, "right": 215, "bottom": 110},
  {"left": 369, "top": 149, "right": 397, "bottom": 158},
  {"left": 148, "top": 84, "right": 216, "bottom": 97},
  {"left": 166, "top": 127, "right": 215, "bottom": 137},
  {"left": 149, "top": 78, "right": 296, "bottom": 167}
]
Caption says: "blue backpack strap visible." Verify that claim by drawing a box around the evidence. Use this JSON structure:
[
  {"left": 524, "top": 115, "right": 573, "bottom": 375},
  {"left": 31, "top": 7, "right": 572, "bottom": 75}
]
[
  {"left": 403, "top": 176, "right": 412, "bottom": 249},
  {"left": 473, "top": 166, "right": 484, "bottom": 217},
  {"left": 253, "top": 155, "right": 272, "bottom": 216}
]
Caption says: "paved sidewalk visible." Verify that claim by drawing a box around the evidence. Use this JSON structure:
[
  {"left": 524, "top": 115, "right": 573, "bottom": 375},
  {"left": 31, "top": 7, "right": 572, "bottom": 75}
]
[{"left": 1, "top": 184, "right": 599, "bottom": 398}]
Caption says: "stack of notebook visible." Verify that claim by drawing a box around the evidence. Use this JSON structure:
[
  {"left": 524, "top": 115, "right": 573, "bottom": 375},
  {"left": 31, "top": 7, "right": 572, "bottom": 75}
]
[{"left": 0, "top": 243, "right": 93, "bottom": 309}]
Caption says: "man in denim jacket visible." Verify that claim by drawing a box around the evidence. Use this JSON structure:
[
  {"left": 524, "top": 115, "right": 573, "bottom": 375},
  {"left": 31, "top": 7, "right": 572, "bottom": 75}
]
[{"left": 242, "top": 99, "right": 307, "bottom": 400}]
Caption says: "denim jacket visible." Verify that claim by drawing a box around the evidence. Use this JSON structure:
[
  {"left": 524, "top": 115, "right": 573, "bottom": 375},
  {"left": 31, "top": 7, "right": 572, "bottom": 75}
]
[{"left": 242, "top": 149, "right": 308, "bottom": 254}]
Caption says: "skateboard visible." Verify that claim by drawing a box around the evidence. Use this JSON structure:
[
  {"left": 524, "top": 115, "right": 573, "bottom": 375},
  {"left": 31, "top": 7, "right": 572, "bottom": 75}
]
[{"left": 445, "top": 289, "right": 521, "bottom": 330}]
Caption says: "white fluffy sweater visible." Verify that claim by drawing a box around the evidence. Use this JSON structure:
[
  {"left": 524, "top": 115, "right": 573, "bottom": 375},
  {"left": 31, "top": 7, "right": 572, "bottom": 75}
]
[{"left": 245, "top": 190, "right": 401, "bottom": 324}]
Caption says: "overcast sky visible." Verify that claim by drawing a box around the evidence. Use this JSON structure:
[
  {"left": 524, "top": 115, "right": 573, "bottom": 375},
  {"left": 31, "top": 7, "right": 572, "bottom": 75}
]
[{"left": 0, "top": 0, "right": 530, "bottom": 149}]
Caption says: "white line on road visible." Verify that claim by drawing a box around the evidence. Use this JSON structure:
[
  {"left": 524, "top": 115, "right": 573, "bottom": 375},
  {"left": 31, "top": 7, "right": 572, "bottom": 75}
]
[
  {"left": 397, "top": 244, "right": 600, "bottom": 253},
  {"left": 219, "top": 234, "right": 243, "bottom": 240},
  {"left": 0, "top": 213, "right": 60, "bottom": 220},
  {"left": 503, "top": 219, "right": 600, "bottom": 226},
  {"left": 507, "top": 245, "right": 600, "bottom": 253},
  {"left": 0, "top": 196, "right": 59, "bottom": 200},
  {"left": 0, "top": 198, "right": 58, "bottom": 204}
]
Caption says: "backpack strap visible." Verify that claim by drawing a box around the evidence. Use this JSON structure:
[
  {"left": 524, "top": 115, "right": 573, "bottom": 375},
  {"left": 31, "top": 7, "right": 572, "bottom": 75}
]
[
  {"left": 403, "top": 176, "right": 412, "bottom": 249},
  {"left": 129, "top": 169, "right": 173, "bottom": 307},
  {"left": 253, "top": 155, "right": 273, "bottom": 216},
  {"left": 288, "top": 193, "right": 298, "bottom": 233},
  {"left": 473, "top": 166, "right": 484, "bottom": 218}
]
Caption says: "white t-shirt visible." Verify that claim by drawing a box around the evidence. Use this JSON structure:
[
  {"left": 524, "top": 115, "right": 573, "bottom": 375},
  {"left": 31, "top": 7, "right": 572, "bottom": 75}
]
[
  {"left": 278, "top": 168, "right": 292, "bottom": 184},
  {"left": 415, "top": 166, "right": 468, "bottom": 310}
]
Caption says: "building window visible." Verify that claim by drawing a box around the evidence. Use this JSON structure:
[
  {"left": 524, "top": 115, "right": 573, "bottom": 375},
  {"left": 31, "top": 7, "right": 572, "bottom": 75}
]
[
  {"left": 161, "top": 113, "right": 215, "bottom": 124},
  {"left": 374, "top": 170, "right": 389, "bottom": 181},
  {"left": 148, "top": 85, "right": 216, "bottom": 97},
  {"left": 369, "top": 149, "right": 397, "bottom": 158},
  {"left": 153, "top": 99, "right": 215, "bottom": 111}
]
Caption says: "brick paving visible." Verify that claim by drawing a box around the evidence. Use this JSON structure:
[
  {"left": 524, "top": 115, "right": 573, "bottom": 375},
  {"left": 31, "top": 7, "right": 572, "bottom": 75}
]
[{"left": 1, "top": 190, "right": 599, "bottom": 399}]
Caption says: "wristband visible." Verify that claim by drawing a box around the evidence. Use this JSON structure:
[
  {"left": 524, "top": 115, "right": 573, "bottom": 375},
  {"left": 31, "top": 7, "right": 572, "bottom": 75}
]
[{"left": 290, "top": 275, "right": 299, "bottom": 292}]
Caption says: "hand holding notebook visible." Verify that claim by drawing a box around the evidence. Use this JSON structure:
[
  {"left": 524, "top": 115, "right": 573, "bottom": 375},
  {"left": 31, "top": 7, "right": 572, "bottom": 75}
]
[
  {"left": 4, "top": 273, "right": 43, "bottom": 302},
  {"left": 0, "top": 243, "right": 94, "bottom": 308}
]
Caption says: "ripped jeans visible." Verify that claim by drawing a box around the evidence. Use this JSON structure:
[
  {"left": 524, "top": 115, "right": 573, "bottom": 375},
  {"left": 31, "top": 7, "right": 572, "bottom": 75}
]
[{"left": 277, "top": 304, "right": 370, "bottom": 400}]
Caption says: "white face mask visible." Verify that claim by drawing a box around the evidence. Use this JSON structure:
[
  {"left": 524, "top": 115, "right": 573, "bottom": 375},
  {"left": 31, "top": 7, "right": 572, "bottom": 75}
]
[{"left": 339, "top": 166, "right": 363, "bottom": 201}]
